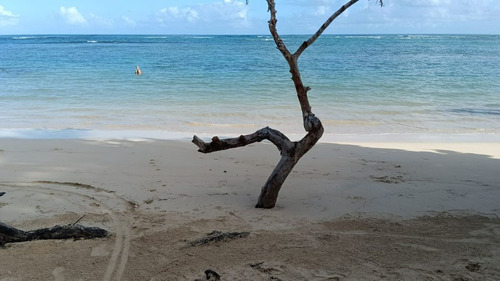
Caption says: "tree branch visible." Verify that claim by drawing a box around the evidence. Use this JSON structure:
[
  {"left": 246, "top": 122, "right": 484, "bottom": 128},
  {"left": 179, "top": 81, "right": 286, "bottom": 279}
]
[
  {"left": 295, "top": 0, "right": 359, "bottom": 59},
  {"left": 267, "top": 0, "right": 323, "bottom": 130},
  {"left": 192, "top": 127, "right": 294, "bottom": 154},
  {"left": 266, "top": 0, "right": 292, "bottom": 60}
]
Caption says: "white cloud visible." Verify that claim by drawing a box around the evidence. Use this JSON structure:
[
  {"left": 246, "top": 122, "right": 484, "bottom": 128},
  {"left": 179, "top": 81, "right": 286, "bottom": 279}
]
[
  {"left": 60, "top": 6, "right": 87, "bottom": 25},
  {"left": 0, "top": 5, "right": 19, "bottom": 27},
  {"left": 158, "top": 7, "right": 199, "bottom": 23},
  {"left": 379, "top": 0, "right": 499, "bottom": 22},
  {"left": 205, "top": 0, "right": 248, "bottom": 24},
  {"left": 157, "top": 0, "right": 248, "bottom": 27},
  {"left": 310, "top": 0, "right": 500, "bottom": 34}
]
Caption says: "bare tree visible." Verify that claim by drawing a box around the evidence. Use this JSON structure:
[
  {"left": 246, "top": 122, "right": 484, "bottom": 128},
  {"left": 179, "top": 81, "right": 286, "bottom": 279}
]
[{"left": 193, "top": 0, "right": 383, "bottom": 208}]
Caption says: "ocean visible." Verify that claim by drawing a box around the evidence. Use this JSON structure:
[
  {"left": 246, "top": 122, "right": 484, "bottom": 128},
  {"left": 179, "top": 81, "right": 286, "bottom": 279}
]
[{"left": 1, "top": 34, "right": 499, "bottom": 142}]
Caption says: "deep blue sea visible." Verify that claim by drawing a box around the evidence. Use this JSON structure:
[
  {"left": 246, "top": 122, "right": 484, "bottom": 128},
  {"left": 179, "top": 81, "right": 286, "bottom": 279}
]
[{"left": 1, "top": 34, "right": 499, "bottom": 141}]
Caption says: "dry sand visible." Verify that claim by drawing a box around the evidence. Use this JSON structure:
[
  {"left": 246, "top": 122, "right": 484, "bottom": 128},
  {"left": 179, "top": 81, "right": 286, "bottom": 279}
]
[{"left": 0, "top": 138, "right": 499, "bottom": 280}]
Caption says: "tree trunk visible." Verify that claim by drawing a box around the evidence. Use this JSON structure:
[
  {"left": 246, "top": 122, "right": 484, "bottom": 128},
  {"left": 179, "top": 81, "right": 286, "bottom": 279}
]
[
  {"left": 255, "top": 120, "right": 324, "bottom": 208},
  {"left": 193, "top": 0, "right": 359, "bottom": 208},
  {"left": 193, "top": 120, "right": 323, "bottom": 209}
]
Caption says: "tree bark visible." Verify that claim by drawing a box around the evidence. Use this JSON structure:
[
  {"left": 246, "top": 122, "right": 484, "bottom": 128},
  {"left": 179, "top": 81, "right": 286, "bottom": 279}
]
[{"left": 193, "top": 0, "right": 360, "bottom": 208}]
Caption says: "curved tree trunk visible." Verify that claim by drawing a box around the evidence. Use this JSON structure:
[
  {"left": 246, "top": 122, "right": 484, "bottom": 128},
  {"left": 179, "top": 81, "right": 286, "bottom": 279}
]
[{"left": 193, "top": 0, "right": 361, "bottom": 208}]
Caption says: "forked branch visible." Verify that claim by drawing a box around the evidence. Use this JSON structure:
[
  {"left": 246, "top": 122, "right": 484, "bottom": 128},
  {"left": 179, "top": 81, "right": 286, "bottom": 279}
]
[{"left": 295, "top": 0, "right": 359, "bottom": 58}]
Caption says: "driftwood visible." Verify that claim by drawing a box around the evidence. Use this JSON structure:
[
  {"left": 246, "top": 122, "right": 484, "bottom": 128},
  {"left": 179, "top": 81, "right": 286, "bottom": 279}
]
[
  {"left": 0, "top": 221, "right": 108, "bottom": 247},
  {"left": 188, "top": 230, "right": 250, "bottom": 247}
]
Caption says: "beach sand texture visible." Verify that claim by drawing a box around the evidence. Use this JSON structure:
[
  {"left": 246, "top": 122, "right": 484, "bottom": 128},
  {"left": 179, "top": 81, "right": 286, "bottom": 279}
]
[{"left": 1, "top": 139, "right": 499, "bottom": 280}]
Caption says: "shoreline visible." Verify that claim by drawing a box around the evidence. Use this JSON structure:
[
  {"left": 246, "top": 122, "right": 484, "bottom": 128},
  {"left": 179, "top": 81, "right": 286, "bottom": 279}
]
[
  {"left": 1, "top": 127, "right": 499, "bottom": 143},
  {"left": 1, "top": 138, "right": 499, "bottom": 280}
]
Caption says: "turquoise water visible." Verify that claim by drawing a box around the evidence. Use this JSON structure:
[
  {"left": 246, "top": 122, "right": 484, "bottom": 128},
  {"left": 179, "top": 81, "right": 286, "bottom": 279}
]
[{"left": 1, "top": 34, "right": 499, "bottom": 141}]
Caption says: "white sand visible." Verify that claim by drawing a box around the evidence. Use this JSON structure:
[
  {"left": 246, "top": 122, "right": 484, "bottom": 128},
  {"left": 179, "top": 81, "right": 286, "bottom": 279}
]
[{"left": 1, "top": 139, "right": 499, "bottom": 280}]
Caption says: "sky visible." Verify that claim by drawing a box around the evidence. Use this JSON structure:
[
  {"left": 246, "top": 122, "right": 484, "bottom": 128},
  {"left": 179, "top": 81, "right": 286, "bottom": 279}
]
[{"left": 1, "top": 0, "right": 499, "bottom": 35}]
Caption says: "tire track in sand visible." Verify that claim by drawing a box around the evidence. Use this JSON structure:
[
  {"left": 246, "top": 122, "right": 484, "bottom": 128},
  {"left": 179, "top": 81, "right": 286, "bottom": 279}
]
[{"left": 1, "top": 181, "right": 136, "bottom": 281}]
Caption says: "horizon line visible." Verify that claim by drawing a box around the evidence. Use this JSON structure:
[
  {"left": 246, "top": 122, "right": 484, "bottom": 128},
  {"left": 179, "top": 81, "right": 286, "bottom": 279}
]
[{"left": 2, "top": 32, "right": 499, "bottom": 36}]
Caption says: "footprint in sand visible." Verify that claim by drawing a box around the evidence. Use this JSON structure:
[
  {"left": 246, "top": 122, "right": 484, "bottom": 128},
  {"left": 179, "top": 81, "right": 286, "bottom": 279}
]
[{"left": 149, "top": 159, "right": 161, "bottom": 171}]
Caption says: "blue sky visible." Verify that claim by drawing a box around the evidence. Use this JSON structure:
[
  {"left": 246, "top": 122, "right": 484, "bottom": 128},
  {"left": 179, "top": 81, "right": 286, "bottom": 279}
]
[{"left": 1, "top": 0, "right": 499, "bottom": 35}]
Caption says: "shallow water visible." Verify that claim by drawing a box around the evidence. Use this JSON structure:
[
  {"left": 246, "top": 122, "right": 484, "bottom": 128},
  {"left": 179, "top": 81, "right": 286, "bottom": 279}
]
[{"left": 1, "top": 34, "right": 499, "bottom": 141}]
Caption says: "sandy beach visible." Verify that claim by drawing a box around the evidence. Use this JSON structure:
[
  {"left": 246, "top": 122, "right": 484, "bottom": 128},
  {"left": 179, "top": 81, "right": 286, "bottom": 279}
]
[{"left": 1, "top": 138, "right": 499, "bottom": 280}]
